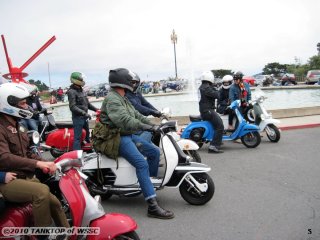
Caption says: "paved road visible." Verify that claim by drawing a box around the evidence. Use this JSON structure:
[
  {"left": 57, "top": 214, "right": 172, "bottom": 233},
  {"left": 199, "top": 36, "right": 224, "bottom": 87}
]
[{"left": 98, "top": 128, "right": 320, "bottom": 240}]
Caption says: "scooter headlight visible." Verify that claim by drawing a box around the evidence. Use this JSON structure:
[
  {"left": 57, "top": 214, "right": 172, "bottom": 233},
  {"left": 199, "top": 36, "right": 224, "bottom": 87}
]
[{"left": 31, "top": 131, "right": 40, "bottom": 144}]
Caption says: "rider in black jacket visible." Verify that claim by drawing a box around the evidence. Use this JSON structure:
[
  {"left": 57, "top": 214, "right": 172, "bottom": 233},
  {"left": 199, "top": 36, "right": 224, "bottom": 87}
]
[
  {"left": 67, "top": 72, "right": 98, "bottom": 150},
  {"left": 199, "top": 71, "right": 224, "bottom": 153}
]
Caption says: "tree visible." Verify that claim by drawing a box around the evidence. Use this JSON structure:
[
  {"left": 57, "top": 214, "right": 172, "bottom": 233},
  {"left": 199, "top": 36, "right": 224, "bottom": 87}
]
[
  {"left": 262, "top": 62, "right": 287, "bottom": 77},
  {"left": 211, "top": 69, "right": 233, "bottom": 78},
  {"left": 308, "top": 55, "right": 320, "bottom": 69},
  {"left": 28, "top": 79, "right": 49, "bottom": 91}
]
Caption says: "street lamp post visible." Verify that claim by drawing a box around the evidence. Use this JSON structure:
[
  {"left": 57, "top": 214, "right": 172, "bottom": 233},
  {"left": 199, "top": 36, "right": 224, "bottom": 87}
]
[
  {"left": 317, "top": 42, "right": 320, "bottom": 56},
  {"left": 171, "top": 29, "right": 178, "bottom": 79}
]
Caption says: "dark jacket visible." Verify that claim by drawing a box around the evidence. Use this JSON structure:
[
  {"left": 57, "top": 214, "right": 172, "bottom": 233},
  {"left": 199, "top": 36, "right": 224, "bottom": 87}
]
[
  {"left": 125, "top": 91, "right": 158, "bottom": 116},
  {"left": 0, "top": 113, "right": 42, "bottom": 178},
  {"left": 26, "top": 95, "right": 43, "bottom": 120},
  {"left": 67, "top": 84, "right": 98, "bottom": 118},
  {"left": 217, "top": 88, "right": 230, "bottom": 114},
  {"left": 199, "top": 82, "right": 220, "bottom": 113}
]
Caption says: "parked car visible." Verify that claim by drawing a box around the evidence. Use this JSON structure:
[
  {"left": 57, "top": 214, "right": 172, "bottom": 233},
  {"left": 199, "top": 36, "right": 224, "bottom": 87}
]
[
  {"left": 253, "top": 75, "right": 266, "bottom": 86},
  {"left": 242, "top": 76, "right": 256, "bottom": 86},
  {"left": 86, "top": 83, "right": 108, "bottom": 96},
  {"left": 305, "top": 70, "right": 320, "bottom": 84}
]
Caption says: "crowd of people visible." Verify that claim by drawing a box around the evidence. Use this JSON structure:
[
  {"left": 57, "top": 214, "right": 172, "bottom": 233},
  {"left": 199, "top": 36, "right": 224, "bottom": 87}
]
[{"left": 0, "top": 67, "right": 253, "bottom": 234}]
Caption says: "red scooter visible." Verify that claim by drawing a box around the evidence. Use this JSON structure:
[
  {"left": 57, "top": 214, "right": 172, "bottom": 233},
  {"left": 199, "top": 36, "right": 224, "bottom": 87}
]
[
  {"left": 0, "top": 150, "right": 139, "bottom": 240},
  {"left": 39, "top": 111, "right": 100, "bottom": 158}
]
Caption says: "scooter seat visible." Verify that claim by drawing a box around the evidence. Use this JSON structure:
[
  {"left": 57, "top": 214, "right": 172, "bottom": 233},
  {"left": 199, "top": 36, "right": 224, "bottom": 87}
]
[
  {"left": 189, "top": 115, "right": 203, "bottom": 122},
  {"left": 55, "top": 122, "right": 74, "bottom": 129}
]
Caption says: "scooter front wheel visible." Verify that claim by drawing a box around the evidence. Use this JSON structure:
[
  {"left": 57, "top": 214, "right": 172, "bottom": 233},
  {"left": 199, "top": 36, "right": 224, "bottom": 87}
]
[
  {"left": 50, "top": 148, "right": 65, "bottom": 158},
  {"left": 114, "top": 231, "right": 140, "bottom": 240},
  {"left": 183, "top": 150, "right": 202, "bottom": 163},
  {"left": 244, "top": 105, "right": 255, "bottom": 123},
  {"left": 179, "top": 173, "right": 214, "bottom": 205},
  {"left": 266, "top": 124, "right": 281, "bottom": 142},
  {"left": 241, "top": 131, "right": 261, "bottom": 148}
]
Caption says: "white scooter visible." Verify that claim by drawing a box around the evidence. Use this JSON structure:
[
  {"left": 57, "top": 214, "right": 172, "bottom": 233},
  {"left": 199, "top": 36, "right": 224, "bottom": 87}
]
[
  {"left": 245, "top": 88, "right": 281, "bottom": 142},
  {"left": 160, "top": 107, "right": 201, "bottom": 162},
  {"left": 81, "top": 120, "right": 215, "bottom": 205}
]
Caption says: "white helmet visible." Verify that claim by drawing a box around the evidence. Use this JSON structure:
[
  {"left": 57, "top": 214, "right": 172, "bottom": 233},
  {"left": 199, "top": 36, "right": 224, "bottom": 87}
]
[
  {"left": 200, "top": 71, "right": 215, "bottom": 84},
  {"left": 222, "top": 75, "right": 233, "bottom": 89},
  {"left": 0, "top": 83, "right": 33, "bottom": 119}
]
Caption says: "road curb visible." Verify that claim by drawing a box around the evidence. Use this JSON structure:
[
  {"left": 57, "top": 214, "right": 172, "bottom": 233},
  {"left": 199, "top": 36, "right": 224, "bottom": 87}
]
[{"left": 279, "top": 123, "right": 320, "bottom": 131}]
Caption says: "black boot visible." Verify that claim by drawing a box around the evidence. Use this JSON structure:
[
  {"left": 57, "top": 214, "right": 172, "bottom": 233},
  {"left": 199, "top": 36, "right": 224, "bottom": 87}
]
[{"left": 147, "top": 198, "right": 174, "bottom": 219}]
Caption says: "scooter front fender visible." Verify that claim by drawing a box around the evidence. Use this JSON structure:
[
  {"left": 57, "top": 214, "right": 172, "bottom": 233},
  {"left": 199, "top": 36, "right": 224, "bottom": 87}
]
[
  {"left": 166, "top": 162, "right": 211, "bottom": 187},
  {"left": 238, "top": 123, "right": 260, "bottom": 137},
  {"left": 87, "top": 213, "right": 138, "bottom": 240},
  {"left": 259, "top": 119, "right": 281, "bottom": 131},
  {"left": 181, "top": 121, "right": 213, "bottom": 140},
  {"left": 176, "top": 139, "right": 199, "bottom": 151}
]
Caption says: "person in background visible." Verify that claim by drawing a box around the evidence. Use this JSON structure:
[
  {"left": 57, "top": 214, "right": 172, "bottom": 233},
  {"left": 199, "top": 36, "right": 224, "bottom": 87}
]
[
  {"left": 229, "top": 71, "right": 252, "bottom": 113},
  {"left": 0, "top": 171, "right": 17, "bottom": 214},
  {"left": 67, "top": 72, "right": 98, "bottom": 150},
  {"left": 20, "top": 86, "right": 46, "bottom": 131},
  {"left": 57, "top": 87, "right": 64, "bottom": 102},
  {"left": 0, "top": 82, "right": 69, "bottom": 232},
  {"left": 198, "top": 71, "right": 224, "bottom": 153},
  {"left": 50, "top": 92, "right": 57, "bottom": 104},
  {"left": 100, "top": 68, "right": 174, "bottom": 219},
  {"left": 217, "top": 75, "right": 234, "bottom": 130}
]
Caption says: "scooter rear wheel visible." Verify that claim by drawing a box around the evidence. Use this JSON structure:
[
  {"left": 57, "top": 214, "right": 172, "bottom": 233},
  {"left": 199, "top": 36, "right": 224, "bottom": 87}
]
[
  {"left": 241, "top": 131, "right": 261, "bottom": 148},
  {"left": 114, "top": 231, "right": 140, "bottom": 240}
]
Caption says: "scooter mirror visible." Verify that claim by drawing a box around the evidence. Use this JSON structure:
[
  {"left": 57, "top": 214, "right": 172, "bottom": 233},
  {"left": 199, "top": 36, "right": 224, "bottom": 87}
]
[{"left": 161, "top": 107, "right": 172, "bottom": 118}]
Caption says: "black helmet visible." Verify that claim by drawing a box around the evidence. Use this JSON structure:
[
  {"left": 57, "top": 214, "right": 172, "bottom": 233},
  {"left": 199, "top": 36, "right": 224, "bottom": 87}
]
[
  {"left": 233, "top": 71, "right": 244, "bottom": 81},
  {"left": 108, "top": 68, "right": 135, "bottom": 92},
  {"left": 131, "top": 72, "right": 141, "bottom": 92}
]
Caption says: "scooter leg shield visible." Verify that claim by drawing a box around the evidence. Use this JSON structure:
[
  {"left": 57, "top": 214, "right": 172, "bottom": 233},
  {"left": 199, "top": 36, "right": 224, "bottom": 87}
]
[{"left": 87, "top": 213, "right": 137, "bottom": 240}]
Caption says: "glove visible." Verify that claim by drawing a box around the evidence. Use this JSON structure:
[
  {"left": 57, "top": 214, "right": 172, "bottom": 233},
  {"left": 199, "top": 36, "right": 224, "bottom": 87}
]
[
  {"left": 85, "top": 113, "right": 92, "bottom": 120},
  {"left": 41, "top": 108, "right": 48, "bottom": 115},
  {"left": 140, "top": 123, "right": 159, "bottom": 133},
  {"left": 152, "top": 111, "right": 162, "bottom": 118}
]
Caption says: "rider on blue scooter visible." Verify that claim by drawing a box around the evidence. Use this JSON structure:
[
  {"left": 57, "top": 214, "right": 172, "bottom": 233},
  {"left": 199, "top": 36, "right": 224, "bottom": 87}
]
[{"left": 198, "top": 71, "right": 224, "bottom": 153}]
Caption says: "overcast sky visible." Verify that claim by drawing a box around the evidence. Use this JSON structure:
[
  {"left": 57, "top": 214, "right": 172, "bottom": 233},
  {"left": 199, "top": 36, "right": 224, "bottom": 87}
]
[{"left": 0, "top": 0, "right": 319, "bottom": 88}]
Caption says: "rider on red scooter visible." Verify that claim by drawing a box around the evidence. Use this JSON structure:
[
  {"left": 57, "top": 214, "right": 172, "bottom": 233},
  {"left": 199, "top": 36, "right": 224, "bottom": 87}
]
[{"left": 0, "top": 83, "right": 70, "bottom": 235}]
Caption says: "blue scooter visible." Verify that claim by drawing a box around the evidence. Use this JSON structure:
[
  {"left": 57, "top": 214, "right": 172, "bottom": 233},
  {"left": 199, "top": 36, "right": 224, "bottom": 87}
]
[{"left": 181, "top": 100, "right": 261, "bottom": 148}]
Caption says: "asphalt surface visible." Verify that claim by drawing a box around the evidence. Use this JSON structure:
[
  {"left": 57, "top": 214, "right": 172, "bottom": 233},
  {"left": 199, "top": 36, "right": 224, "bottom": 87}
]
[{"left": 96, "top": 128, "right": 320, "bottom": 240}]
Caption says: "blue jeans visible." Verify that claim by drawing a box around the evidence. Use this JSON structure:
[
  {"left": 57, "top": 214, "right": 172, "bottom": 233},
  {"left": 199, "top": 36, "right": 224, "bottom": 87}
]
[
  {"left": 72, "top": 116, "right": 90, "bottom": 150},
  {"left": 20, "top": 118, "right": 39, "bottom": 131},
  {"left": 119, "top": 134, "right": 160, "bottom": 200},
  {"left": 135, "top": 131, "right": 152, "bottom": 143}
]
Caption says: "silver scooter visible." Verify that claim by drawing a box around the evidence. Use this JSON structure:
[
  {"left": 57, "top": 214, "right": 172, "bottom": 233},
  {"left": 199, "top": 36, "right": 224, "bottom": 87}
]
[{"left": 245, "top": 88, "right": 281, "bottom": 142}]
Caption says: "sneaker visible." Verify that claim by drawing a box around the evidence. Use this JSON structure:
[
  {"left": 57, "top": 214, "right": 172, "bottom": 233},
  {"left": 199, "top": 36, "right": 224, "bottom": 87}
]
[
  {"left": 233, "top": 139, "right": 242, "bottom": 144},
  {"left": 208, "top": 145, "right": 224, "bottom": 153}
]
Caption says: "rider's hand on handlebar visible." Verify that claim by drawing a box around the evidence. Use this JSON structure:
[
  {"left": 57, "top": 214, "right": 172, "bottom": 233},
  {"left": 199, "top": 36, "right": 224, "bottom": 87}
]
[
  {"left": 85, "top": 113, "right": 92, "bottom": 120},
  {"left": 140, "top": 123, "right": 159, "bottom": 133},
  {"left": 152, "top": 111, "right": 162, "bottom": 118},
  {"left": 36, "top": 161, "right": 56, "bottom": 175}
]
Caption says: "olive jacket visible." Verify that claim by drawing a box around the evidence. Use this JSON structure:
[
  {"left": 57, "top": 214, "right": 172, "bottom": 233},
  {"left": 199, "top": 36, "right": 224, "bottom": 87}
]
[{"left": 99, "top": 89, "right": 151, "bottom": 136}]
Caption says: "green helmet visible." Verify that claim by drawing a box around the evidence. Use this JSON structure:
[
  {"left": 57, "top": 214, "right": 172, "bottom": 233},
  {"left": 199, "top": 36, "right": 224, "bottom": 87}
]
[{"left": 70, "top": 72, "right": 86, "bottom": 86}]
